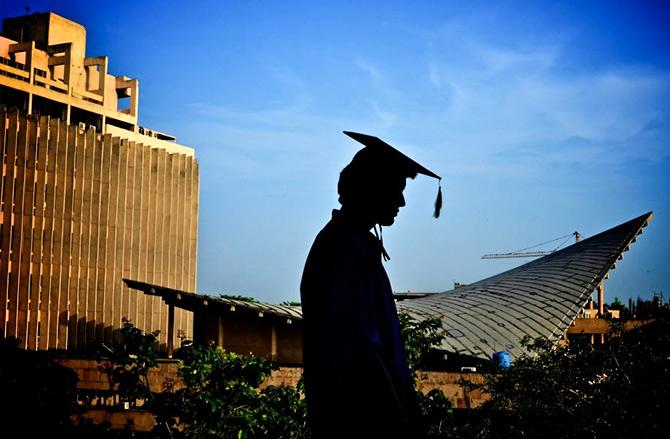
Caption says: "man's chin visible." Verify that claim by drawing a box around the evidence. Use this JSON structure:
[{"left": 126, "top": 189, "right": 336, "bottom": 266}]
[{"left": 378, "top": 217, "right": 396, "bottom": 227}]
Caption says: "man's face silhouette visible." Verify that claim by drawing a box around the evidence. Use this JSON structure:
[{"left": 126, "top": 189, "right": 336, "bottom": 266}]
[{"left": 373, "top": 176, "right": 407, "bottom": 227}]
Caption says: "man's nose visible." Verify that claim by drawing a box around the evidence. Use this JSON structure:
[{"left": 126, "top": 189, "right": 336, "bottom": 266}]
[{"left": 399, "top": 194, "right": 406, "bottom": 207}]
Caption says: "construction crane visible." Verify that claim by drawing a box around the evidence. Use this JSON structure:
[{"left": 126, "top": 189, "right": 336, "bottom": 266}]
[{"left": 482, "top": 231, "right": 582, "bottom": 259}]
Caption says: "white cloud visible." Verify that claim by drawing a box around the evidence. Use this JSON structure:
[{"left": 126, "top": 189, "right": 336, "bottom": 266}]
[
  {"left": 420, "top": 42, "right": 670, "bottom": 179},
  {"left": 355, "top": 57, "right": 384, "bottom": 81},
  {"left": 471, "top": 43, "right": 560, "bottom": 75}
]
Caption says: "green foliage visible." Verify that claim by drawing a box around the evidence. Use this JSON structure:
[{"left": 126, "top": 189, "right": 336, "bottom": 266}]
[
  {"left": 398, "top": 312, "right": 447, "bottom": 380},
  {"left": 175, "top": 345, "right": 275, "bottom": 437},
  {"left": 158, "top": 342, "right": 306, "bottom": 438},
  {"left": 609, "top": 294, "right": 670, "bottom": 320},
  {"left": 95, "top": 321, "right": 306, "bottom": 438},
  {"left": 256, "top": 384, "right": 307, "bottom": 439},
  {"left": 416, "top": 389, "right": 456, "bottom": 438},
  {"left": 219, "top": 294, "right": 258, "bottom": 303},
  {"left": 279, "top": 301, "right": 301, "bottom": 307},
  {"left": 608, "top": 297, "right": 626, "bottom": 310},
  {"left": 399, "top": 313, "right": 457, "bottom": 438},
  {"left": 463, "top": 326, "right": 670, "bottom": 439},
  {"left": 102, "top": 318, "right": 160, "bottom": 404},
  {"left": 605, "top": 297, "right": 631, "bottom": 320}
]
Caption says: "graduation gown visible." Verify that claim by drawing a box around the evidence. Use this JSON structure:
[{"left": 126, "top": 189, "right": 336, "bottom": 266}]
[{"left": 300, "top": 210, "right": 420, "bottom": 439}]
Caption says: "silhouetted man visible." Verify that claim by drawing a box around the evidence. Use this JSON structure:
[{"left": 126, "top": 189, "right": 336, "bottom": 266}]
[{"left": 301, "top": 131, "right": 441, "bottom": 439}]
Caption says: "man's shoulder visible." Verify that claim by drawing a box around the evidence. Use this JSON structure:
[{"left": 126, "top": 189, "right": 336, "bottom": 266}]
[
  {"left": 305, "top": 210, "right": 379, "bottom": 268},
  {"left": 311, "top": 218, "right": 354, "bottom": 254}
]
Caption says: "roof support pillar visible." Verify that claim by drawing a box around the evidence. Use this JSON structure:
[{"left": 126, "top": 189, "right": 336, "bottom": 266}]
[
  {"left": 167, "top": 303, "right": 175, "bottom": 358},
  {"left": 271, "top": 324, "right": 277, "bottom": 358},
  {"left": 217, "top": 314, "right": 224, "bottom": 347},
  {"left": 598, "top": 283, "right": 605, "bottom": 317}
]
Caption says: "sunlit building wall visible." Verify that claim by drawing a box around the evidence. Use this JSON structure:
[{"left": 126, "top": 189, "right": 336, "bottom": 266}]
[{"left": 0, "top": 12, "right": 198, "bottom": 351}]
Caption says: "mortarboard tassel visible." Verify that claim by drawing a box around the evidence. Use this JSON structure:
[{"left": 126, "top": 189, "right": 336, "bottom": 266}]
[
  {"left": 374, "top": 225, "right": 391, "bottom": 261},
  {"left": 433, "top": 180, "right": 443, "bottom": 219}
]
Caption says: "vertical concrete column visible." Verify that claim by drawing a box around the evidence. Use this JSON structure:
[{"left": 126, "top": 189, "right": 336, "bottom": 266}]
[
  {"left": 64, "top": 46, "right": 72, "bottom": 93},
  {"left": 130, "top": 79, "right": 139, "bottom": 128},
  {"left": 27, "top": 42, "right": 35, "bottom": 114},
  {"left": 598, "top": 283, "right": 605, "bottom": 316},
  {"left": 100, "top": 57, "right": 109, "bottom": 96},
  {"left": 26, "top": 42, "right": 35, "bottom": 84}
]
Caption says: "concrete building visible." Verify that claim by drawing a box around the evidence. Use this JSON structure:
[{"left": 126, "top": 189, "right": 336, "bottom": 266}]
[{"left": 0, "top": 12, "right": 199, "bottom": 351}]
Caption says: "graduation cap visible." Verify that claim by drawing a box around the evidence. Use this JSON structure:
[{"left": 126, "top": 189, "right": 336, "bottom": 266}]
[{"left": 343, "top": 131, "right": 443, "bottom": 218}]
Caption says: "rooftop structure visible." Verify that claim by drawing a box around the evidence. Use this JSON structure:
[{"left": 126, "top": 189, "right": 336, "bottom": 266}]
[{"left": 0, "top": 12, "right": 191, "bottom": 156}]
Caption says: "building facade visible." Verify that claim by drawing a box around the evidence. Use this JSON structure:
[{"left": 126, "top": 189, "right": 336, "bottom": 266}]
[{"left": 0, "top": 12, "right": 198, "bottom": 351}]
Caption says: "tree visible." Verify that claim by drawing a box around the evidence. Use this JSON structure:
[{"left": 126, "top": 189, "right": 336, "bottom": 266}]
[
  {"left": 464, "top": 323, "right": 670, "bottom": 439},
  {"left": 279, "top": 301, "right": 301, "bottom": 307},
  {"left": 605, "top": 297, "right": 630, "bottom": 320},
  {"left": 101, "top": 318, "right": 160, "bottom": 405},
  {"left": 399, "top": 313, "right": 458, "bottom": 438},
  {"left": 160, "top": 342, "right": 306, "bottom": 438},
  {"left": 219, "top": 294, "right": 258, "bottom": 303},
  {"left": 398, "top": 312, "right": 447, "bottom": 381},
  {"left": 98, "top": 321, "right": 306, "bottom": 438}
]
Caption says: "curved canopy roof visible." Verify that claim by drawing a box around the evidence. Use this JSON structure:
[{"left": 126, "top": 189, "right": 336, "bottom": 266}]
[{"left": 398, "top": 212, "right": 653, "bottom": 360}]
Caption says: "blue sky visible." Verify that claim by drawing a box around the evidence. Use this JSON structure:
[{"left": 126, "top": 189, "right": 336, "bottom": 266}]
[{"left": 4, "top": 0, "right": 669, "bottom": 304}]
